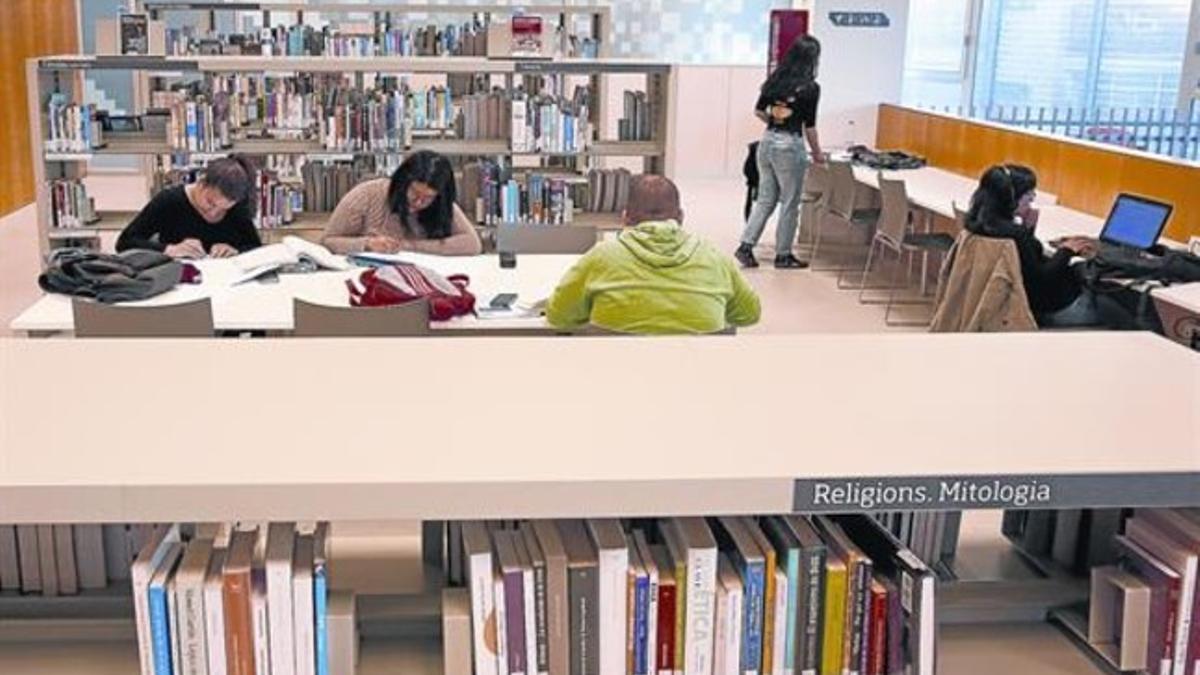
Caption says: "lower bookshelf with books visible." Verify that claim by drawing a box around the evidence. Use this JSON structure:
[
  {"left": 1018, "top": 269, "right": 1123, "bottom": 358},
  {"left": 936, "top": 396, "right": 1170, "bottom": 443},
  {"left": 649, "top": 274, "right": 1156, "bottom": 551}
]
[{"left": 4, "top": 508, "right": 1200, "bottom": 675}]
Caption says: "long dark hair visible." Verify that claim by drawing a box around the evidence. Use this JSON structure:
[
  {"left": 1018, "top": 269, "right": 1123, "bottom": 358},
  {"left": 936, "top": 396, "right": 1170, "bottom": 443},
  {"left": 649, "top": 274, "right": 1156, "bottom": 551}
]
[
  {"left": 386, "top": 150, "right": 458, "bottom": 239},
  {"left": 763, "top": 36, "right": 821, "bottom": 101},
  {"left": 202, "top": 154, "right": 257, "bottom": 219},
  {"left": 965, "top": 164, "right": 1037, "bottom": 235}
]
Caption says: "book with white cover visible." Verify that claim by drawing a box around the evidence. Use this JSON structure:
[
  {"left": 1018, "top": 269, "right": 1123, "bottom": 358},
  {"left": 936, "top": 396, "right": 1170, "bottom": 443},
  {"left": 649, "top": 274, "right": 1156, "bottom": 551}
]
[
  {"left": 463, "top": 522, "right": 499, "bottom": 675},
  {"left": 669, "top": 518, "right": 718, "bottom": 675},
  {"left": 587, "top": 519, "right": 630, "bottom": 675},
  {"left": 293, "top": 535, "right": 317, "bottom": 675},
  {"left": 37, "top": 524, "right": 59, "bottom": 596},
  {"left": 0, "top": 526, "right": 22, "bottom": 591},
  {"left": 266, "top": 523, "right": 297, "bottom": 675},
  {"left": 715, "top": 554, "right": 743, "bottom": 675},
  {"left": 74, "top": 525, "right": 108, "bottom": 590},
  {"left": 16, "top": 525, "right": 41, "bottom": 593},
  {"left": 54, "top": 525, "right": 79, "bottom": 595},
  {"left": 494, "top": 567, "right": 511, "bottom": 675},
  {"left": 513, "top": 530, "right": 539, "bottom": 675},
  {"left": 134, "top": 525, "right": 182, "bottom": 675},
  {"left": 773, "top": 569, "right": 788, "bottom": 675},
  {"left": 231, "top": 236, "right": 349, "bottom": 285},
  {"left": 176, "top": 539, "right": 214, "bottom": 675},
  {"left": 204, "top": 549, "right": 228, "bottom": 675},
  {"left": 253, "top": 568, "right": 271, "bottom": 675}
]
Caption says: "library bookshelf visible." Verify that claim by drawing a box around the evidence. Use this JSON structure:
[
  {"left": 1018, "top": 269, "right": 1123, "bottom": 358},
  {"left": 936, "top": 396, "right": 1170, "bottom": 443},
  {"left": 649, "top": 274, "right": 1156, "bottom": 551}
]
[
  {"left": 0, "top": 333, "right": 1198, "bottom": 674},
  {"left": 28, "top": 51, "right": 672, "bottom": 257}
]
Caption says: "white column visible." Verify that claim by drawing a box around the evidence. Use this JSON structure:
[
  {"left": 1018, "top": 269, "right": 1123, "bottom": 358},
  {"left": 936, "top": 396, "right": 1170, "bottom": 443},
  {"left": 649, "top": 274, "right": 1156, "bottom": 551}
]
[
  {"left": 1179, "top": 0, "right": 1200, "bottom": 110},
  {"left": 811, "top": 0, "right": 911, "bottom": 149}
]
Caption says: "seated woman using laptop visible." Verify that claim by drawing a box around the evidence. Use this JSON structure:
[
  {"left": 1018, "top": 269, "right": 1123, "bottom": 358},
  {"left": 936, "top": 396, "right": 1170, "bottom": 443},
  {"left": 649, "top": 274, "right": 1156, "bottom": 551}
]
[
  {"left": 964, "top": 164, "right": 1101, "bottom": 328},
  {"left": 321, "top": 150, "right": 483, "bottom": 256},
  {"left": 117, "top": 156, "right": 262, "bottom": 258}
]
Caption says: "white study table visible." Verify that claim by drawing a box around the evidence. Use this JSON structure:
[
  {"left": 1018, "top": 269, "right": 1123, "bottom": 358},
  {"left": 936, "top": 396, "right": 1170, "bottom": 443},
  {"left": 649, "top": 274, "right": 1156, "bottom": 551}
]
[
  {"left": 0, "top": 332, "right": 1196, "bottom": 522},
  {"left": 10, "top": 252, "right": 581, "bottom": 336}
]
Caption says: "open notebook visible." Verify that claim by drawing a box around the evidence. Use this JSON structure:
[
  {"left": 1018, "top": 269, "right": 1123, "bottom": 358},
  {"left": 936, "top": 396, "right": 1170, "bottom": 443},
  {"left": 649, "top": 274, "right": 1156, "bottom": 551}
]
[{"left": 231, "top": 237, "right": 350, "bottom": 285}]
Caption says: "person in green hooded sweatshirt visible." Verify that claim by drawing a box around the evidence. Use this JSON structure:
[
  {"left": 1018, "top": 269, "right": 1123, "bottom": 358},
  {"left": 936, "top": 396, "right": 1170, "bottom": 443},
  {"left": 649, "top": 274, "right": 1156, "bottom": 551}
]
[{"left": 546, "top": 175, "right": 762, "bottom": 334}]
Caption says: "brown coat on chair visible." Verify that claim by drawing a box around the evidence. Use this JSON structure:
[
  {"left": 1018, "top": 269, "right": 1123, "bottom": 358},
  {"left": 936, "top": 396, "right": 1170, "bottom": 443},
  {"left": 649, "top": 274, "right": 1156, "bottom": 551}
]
[{"left": 930, "top": 231, "right": 1038, "bottom": 332}]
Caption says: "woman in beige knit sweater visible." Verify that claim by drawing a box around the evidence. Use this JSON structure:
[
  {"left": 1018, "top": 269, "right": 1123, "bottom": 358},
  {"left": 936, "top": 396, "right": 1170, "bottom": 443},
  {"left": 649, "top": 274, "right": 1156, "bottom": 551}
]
[{"left": 321, "top": 150, "right": 483, "bottom": 256}]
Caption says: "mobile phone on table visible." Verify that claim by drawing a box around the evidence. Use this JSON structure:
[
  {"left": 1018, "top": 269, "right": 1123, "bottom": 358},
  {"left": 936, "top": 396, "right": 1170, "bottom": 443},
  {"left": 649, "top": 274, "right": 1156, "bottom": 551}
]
[
  {"left": 490, "top": 293, "right": 518, "bottom": 310},
  {"left": 499, "top": 251, "right": 517, "bottom": 269}
]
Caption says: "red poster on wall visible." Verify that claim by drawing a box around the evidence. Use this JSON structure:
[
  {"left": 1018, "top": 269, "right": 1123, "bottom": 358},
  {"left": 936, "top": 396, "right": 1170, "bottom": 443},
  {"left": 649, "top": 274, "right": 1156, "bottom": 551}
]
[{"left": 769, "top": 10, "right": 810, "bottom": 73}]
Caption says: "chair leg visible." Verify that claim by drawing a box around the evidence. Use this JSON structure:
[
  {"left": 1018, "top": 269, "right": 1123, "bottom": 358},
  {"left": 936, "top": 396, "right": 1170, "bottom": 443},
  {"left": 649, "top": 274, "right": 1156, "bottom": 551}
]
[
  {"left": 885, "top": 249, "right": 939, "bottom": 327},
  {"left": 857, "top": 238, "right": 879, "bottom": 304},
  {"left": 883, "top": 247, "right": 906, "bottom": 324}
]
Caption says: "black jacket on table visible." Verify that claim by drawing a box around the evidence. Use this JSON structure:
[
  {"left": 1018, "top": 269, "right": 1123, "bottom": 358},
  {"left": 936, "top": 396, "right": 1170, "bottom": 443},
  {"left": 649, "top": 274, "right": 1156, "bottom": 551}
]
[
  {"left": 968, "top": 218, "right": 1081, "bottom": 315},
  {"left": 116, "top": 186, "right": 262, "bottom": 254}
]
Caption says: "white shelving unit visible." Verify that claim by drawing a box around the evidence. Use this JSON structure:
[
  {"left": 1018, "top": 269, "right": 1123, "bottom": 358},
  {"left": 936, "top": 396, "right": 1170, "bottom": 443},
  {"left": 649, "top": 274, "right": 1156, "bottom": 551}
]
[
  {"left": 28, "top": 52, "right": 673, "bottom": 255},
  {"left": 0, "top": 333, "right": 1198, "bottom": 673}
]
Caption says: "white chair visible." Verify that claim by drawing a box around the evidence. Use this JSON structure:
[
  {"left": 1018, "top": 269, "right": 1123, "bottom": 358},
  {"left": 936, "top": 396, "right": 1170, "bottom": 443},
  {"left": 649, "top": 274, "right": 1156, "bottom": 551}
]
[
  {"left": 811, "top": 160, "right": 879, "bottom": 278},
  {"left": 72, "top": 298, "right": 214, "bottom": 337},
  {"left": 858, "top": 176, "right": 955, "bottom": 326},
  {"left": 292, "top": 298, "right": 430, "bottom": 337}
]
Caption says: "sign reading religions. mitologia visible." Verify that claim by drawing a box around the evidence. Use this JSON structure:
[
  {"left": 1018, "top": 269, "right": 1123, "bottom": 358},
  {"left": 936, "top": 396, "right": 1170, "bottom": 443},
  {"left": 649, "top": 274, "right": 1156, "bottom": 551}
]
[
  {"left": 793, "top": 473, "right": 1200, "bottom": 512},
  {"left": 828, "top": 12, "right": 891, "bottom": 28}
]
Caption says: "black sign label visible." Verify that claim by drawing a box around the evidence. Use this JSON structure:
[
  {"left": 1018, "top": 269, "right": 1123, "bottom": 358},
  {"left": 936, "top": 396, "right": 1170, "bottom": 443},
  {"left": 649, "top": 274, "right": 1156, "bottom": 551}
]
[
  {"left": 794, "top": 473, "right": 1200, "bottom": 512},
  {"left": 829, "top": 12, "right": 891, "bottom": 28}
]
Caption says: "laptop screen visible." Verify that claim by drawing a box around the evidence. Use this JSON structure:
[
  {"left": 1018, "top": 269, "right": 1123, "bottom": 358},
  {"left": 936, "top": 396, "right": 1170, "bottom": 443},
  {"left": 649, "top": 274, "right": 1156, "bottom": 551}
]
[{"left": 1101, "top": 194, "right": 1173, "bottom": 250}]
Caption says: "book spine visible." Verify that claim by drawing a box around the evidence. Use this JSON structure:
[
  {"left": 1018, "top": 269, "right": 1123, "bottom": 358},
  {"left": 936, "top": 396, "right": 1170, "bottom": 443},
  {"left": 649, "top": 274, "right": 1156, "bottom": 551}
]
[
  {"left": 635, "top": 574, "right": 649, "bottom": 675},
  {"left": 314, "top": 564, "right": 329, "bottom": 675},
  {"left": 785, "top": 553, "right": 801, "bottom": 675},
  {"left": 868, "top": 592, "right": 886, "bottom": 675},
  {"left": 496, "top": 576, "right": 510, "bottom": 675},
  {"left": 821, "top": 565, "right": 846, "bottom": 675},
  {"left": 684, "top": 548, "right": 716, "bottom": 675},
  {"left": 150, "top": 585, "right": 173, "bottom": 675},
  {"left": 801, "top": 548, "right": 825, "bottom": 675},
  {"left": 470, "top": 553, "right": 499, "bottom": 675},
  {"left": 535, "top": 562, "right": 549, "bottom": 675},
  {"left": 224, "top": 571, "right": 255, "bottom": 675},
  {"left": 205, "top": 581, "right": 227, "bottom": 675},
  {"left": 848, "top": 563, "right": 868, "bottom": 675},
  {"left": 657, "top": 583, "right": 676, "bottom": 675},
  {"left": 745, "top": 563, "right": 763, "bottom": 675},
  {"left": 182, "top": 580, "right": 207, "bottom": 675}
]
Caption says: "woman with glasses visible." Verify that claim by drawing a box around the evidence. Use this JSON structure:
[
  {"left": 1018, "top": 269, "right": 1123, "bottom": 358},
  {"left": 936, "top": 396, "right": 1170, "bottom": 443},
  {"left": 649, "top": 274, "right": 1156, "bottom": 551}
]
[
  {"left": 321, "top": 150, "right": 482, "bottom": 256},
  {"left": 117, "top": 155, "right": 261, "bottom": 258}
]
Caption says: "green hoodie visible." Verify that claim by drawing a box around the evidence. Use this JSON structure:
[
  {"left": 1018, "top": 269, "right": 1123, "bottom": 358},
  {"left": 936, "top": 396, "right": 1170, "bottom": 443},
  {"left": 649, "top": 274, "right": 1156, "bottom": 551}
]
[{"left": 546, "top": 220, "right": 761, "bottom": 334}]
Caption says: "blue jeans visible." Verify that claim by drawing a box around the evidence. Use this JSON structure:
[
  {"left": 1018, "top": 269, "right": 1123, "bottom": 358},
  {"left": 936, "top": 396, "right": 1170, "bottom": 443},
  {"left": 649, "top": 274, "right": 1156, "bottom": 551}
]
[{"left": 741, "top": 130, "right": 809, "bottom": 256}]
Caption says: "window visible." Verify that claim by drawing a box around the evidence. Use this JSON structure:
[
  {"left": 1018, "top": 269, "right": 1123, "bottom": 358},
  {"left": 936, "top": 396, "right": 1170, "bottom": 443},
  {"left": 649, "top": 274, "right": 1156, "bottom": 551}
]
[
  {"left": 901, "top": 0, "right": 971, "bottom": 109},
  {"left": 904, "top": 0, "right": 1192, "bottom": 114}
]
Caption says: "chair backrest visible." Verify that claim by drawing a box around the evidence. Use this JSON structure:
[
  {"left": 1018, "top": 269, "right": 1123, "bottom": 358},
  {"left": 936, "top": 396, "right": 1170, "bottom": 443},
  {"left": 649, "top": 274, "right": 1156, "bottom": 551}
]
[
  {"left": 876, "top": 175, "right": 911, "bottom": 247},
  {"left": 825, "top": 161, "right": 858, "bottom": 219},
  {"left": 803, "top": 162, "right": 830, "bottom": 198},
  {"left": 930, "top": 231, "right": 1037, "bottom": 332},
  {"left": 72, "top": 298, "right": 214, "bottom": 338},
  {"left": 496, "top": 225, "right": 598, "bottom": 255},
  {"left": 292, "top": 298, "right": 430, "bottom": 337}
]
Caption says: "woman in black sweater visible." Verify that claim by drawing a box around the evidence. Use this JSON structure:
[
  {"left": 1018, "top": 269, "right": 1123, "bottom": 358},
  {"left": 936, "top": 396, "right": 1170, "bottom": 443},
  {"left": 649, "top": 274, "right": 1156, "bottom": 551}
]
[
  {"left": 117, "top": 156, "right": 261, "bottom": 258},
  {"left": 964, "top": 165, "right": 1099, "bottom": 327}
]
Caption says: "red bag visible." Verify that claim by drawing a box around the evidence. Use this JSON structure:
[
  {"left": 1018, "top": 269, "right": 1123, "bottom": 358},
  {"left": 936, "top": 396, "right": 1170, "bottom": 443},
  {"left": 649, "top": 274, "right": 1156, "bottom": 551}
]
[{"left": 346, "top": 263, "right": 476, "bottom": 321}]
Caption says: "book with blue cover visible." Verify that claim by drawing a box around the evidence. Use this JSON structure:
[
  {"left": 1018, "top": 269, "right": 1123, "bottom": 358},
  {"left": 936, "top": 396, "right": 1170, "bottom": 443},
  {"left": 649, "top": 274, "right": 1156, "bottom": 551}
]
[
  {"left": 313, "top": 523, "right": 330, "bottom": 675},
  {"left": 762, "top": 516, "right": 803, "bottom": 675},
  {"left": 148, "top": 542, "right": 185, "bottom": 675},
  {"left": 713, "top": 516, "right": 765, "bottom": 675}
]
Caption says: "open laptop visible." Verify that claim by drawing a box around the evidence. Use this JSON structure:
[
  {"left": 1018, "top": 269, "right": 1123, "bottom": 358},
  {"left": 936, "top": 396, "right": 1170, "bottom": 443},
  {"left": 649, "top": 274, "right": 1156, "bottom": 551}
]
[{"left": 1095, "top": 193, "right": 1173, "bottom": 257}]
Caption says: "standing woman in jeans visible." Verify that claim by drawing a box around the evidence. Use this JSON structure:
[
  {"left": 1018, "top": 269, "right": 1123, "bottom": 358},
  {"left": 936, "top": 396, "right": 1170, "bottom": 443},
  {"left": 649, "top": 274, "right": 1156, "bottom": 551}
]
[{"left": 736, "top": 36, "right": 826, "bottom": 269}]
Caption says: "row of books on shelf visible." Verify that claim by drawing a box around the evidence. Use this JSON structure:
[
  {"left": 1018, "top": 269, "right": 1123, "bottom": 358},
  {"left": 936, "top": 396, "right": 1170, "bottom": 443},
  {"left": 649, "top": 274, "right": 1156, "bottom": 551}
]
[
  {"left": 163, "top": 19, "right": 598, "bottom": 59},
  {"left": 619, "top": 91, "right": 655, "bottom": 143},
  {"left": 45, "top": 94, "right": 104, "bottom": 153},
  {"left": 871, "top": 512, "right": 962, "bottom": 576},
  {"left": 587, "top": 168, "right": 633, "bottom": 214},
  {"left": 441, "top": 515, "right": 936, "bottom": 675},
  {"left": 0, "top": 524, "right": 163, "bottom": 595},
  {"left": 510, "top": 92, "right": 591, "bottom": 155},
  {"left": 49, "top": 179, "right": 100, "bottom": 230},
  {"left": 1052, "top": 508, "right": 1200, "bottom": 675}
]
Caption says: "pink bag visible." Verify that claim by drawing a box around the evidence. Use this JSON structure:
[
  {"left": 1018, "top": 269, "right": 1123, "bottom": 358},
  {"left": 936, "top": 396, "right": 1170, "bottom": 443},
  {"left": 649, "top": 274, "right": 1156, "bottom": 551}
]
[{"left": 347, "top": 263, "right": 476, "bottom": 321}]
